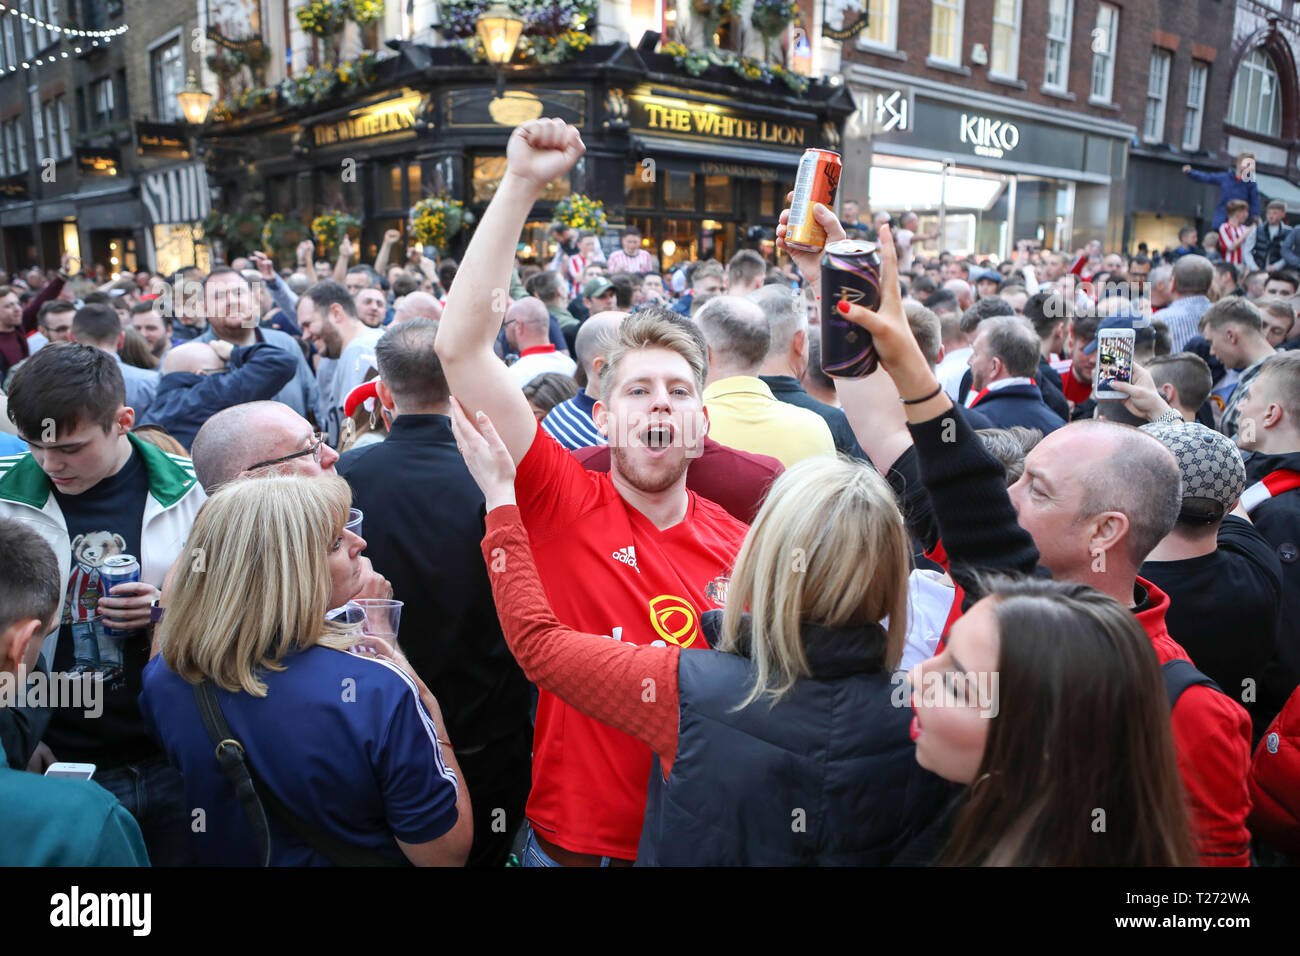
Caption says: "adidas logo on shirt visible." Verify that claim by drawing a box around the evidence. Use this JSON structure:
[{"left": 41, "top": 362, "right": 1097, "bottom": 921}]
[{"left": 612, "top": 546, "right": 641, "bottom": 573}]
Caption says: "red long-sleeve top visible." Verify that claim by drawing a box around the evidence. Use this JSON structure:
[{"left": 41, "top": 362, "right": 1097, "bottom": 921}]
[{"left": 481, "top": 504, "right": 683, "bottom": 775}]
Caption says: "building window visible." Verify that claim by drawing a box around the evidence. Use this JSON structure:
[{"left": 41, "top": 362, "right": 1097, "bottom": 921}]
[
  {"left": 1089, "top": 3, "right": 1118, "bottom": 103},
  {"left": 92, "top": 77, "right": 114, "bottom": 128},
  {"left": 929, "top": 0, "right": 963, "bottom": 65},
  {"left": 0, "top": 125, "right": 7, "bottom": 177},
  {"left": 860, "top": 0, "right": 898, "bottom": 51},
  {"left": 990, "top": 0, "right": 1021, "bottom": 79},
  {"left": 42, "top": 100, "right": 58, "bottom": 162},
  {"left": 1183, "top": 60, "right": 1208, "bottom": 150},
  {"left": 151, "top": 37, "right": 185, "bottom": 122},
  {"left": 1144, "top": 49, "right": 1171, "bottom": 143},
  {"left": 1043, "top": 0, "right": 1072, "bottom": 91},
  {"left": 1228, "top": 48, "right": 1283, "bottom": 137},
  {"left": 18, "top": 0, "right": 35, "bottom": 59},
  {"left": 33, "top": 0, "right": 48, "bottom": 50},
  {"left": 2, "top": 20, "right": 15, "bottom": 69},
  {"left": 57, "top": 95, "right": 70, "bottom": 158}
]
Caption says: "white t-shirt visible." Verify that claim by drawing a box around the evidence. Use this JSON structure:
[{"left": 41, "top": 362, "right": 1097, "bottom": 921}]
[
  {"left": 320, "top": 327, "right": 382, "bottom": 447},
  {"left": 508, "top": 349, "right": 577, "bottom": 388},
  {"left": 936, "top": 347, "right": 973, "bottom": 400},
  {"left": 895, "top": 228, "right": 916, "bottom": 273}
]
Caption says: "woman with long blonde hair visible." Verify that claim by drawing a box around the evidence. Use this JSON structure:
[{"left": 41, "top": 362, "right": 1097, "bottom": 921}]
[{"left": 140, "top": 473, "right": 472, "bottom": 866}]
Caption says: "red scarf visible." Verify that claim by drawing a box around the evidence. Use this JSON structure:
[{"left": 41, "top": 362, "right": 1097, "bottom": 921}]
[
  {"left": 1240, "top": 469, "right": 1300, "bottom": 513},
  {"left": 967, "top": 378, "right": 1036, "bottom": 408}
]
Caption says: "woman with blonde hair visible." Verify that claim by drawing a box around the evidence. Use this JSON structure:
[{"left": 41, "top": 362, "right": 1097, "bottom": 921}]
[
  {"left": 140, "top": 473, "right": 472, "bottom": 866},
  {"left": 451, "top": 399, "right": 950, "bottom": 866}
]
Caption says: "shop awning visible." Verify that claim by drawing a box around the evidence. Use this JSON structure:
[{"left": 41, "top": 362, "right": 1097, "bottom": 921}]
[
  {"left": 141, "top": 162, "right": 211, "bottom": 226},
  {"left": 632, "top": 135, "right": 803, "bottom": 178},
  {"left": 1256, "top": 174, "right": 1300, "bottom": 207}
]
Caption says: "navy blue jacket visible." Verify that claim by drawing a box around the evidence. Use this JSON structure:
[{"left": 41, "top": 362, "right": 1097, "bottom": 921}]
[
  {"left": 138, "top": 342, "right": 297, "bottom": 450},
  {"left": 636, "top": 611, "right": 951, "bottom": 866},
  {"left": 1184, "top": 168, "right": 1260, "bottom": 229},
  {"left": 968, "top": 383, "right": 1065, "bottom": 434}
]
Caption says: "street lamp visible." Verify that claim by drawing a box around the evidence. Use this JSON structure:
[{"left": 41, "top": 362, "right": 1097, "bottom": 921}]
[
  {"left": 476, "top": 3, "right": 525, "bottom": 68},
  {"left": 176, "top": 71, "right": 213, "bottom": 125}
]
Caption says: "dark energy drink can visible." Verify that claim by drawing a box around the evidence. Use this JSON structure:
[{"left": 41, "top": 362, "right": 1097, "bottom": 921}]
[
  {"left": 820, "top": 239, "right": 882, "bottom": 378},
  {"left": 99, "top": 554, "right": 141, "bottom": 637},
  {"left": 785, "top": 148, "right": 842, "bottom": 251}
]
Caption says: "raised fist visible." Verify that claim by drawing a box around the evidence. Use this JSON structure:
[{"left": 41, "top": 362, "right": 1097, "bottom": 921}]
[
  {"left": 339, "top": 236, "right": 355, "bottom": 261},
  {"left": 383, "top": 228, "right": 402, "bottom": 245},
  {"left": 506, "top": 118, "right": 586, "bottom": 193}
]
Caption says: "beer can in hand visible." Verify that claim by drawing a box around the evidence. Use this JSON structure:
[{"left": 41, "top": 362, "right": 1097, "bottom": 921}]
[
  {"left": 820, "top": 239, "right": 882, "bottom": 378},
  {"left": 99, "top": 555, "right": 141, "bottom": 638},
  {"left": 785, "top": 149, "right": 843, "bottom": 252}
]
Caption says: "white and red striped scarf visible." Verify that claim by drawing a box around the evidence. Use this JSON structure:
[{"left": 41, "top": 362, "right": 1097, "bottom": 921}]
[{"left": 1240, "top": 469, "right": 1300, "bottom": 513}]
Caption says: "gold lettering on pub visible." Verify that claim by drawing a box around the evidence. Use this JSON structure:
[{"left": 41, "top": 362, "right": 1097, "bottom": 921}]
[{"left": 643, "top": 103, "right": 805, "bottom": 146}]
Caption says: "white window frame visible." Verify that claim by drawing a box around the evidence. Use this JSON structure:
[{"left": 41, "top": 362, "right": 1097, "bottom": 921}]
[
  {"left": 1, "top": 20, "right": 15, "bottom": 68},
  {"left": 33, "top": 0, "right": 48, "bottom": 50},
  {"left": 1183, "top": 60, "right": 1208, "bottom": 150},
  {"left": 929, "top": 0, "right": 964, "bottom": 65},
  {"left": 42, "top": 100, "right": 57, "bottom": 162},
  {"left": 93, "top": 76, "right": 114, "bottom": 127},
  {"left": 14, "top": 118, "right": 26, "bottom": 172},
  {"left": 18, "top": 0, "right": 34, "bottom": 60},
  {"left": 1228, "top": 49, "right": 1283, "bottom": 137},
  {"left": 1089, "top": 3, "right": 1118, "bottom": 104},
  {"left": 990, "top": 0, "right": 1022, "bottom": 80},
  {"left": 1043, "top": 0, "right": 1073, "bottom": 93},
  {"left": 1144, "top": 48, "right": 1171, "bottom": 143},
  {"left": 857, "top": 0, "right": 899, "bottom": 52},
  {"left": 29, "top": 88, "right": 45, "bottom": 166},
  {"left": 46, "top": 0, "right": 58, "bottom": 29},
  {"left": 858, "top": 0, "right": 899, "bottom": 52},
  {"left": 57, "top": 95, "right": 70, "bottom": 159},
  {"left": 149, "top": 30, "right": 185, "bottom": 123}
]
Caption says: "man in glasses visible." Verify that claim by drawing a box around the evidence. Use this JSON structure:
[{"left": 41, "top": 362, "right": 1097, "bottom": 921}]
[{"left": 136, "top": 340, "right": 299, "bottom": 452}]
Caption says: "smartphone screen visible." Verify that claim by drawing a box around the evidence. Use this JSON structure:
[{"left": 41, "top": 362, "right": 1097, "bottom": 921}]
[
  {"left": 45, "top": 765, "right": 95, "bottom": 780},
  {"left": 1095, "top": 330, "right": 1135, "bottom": 397}
]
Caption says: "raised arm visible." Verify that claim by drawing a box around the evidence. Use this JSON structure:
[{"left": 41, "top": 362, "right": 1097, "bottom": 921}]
[
  {"left": 374, "top": 229, "right": 401, "bottom": 276},
  {"left": 332, "top": 236, "right": 354, "bottom": 286},
  {"left": 435, "top": 118, "right": 586, "bottom": 464},
  {"left": 451, "top": 399, "right": 681, "bottom": 771}
]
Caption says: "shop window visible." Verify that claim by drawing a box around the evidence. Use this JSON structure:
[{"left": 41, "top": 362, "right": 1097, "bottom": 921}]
[
  {"left": 1183, "top": 61, "right": 1208, "bottom": 151},
  {"left": 760, "top": 180, "right": 777, "bottom": 217},
  {"left": 408, "top": 163, "right": 421, "bottom": 202},
  {"left": 624, "top": 168, "right": 655, "bottom": 209},
  {"left": 1228, "top": 49, "right": 1282, "bottom": 137},
  {"left": 929, "top": 0, "right": 963, "bottom": 65},
  {"left": 1089, "top": 4, "right": 1118, "bottom": 105},
  {"left": 153, "top": 224, "right": 211, "bottom": 277},
  {"left": 665, "top": 171, "right": 694, "bottom": 211},
  {"left": 703, "top": 175, "right": 732, "bottom": 213},
  {"left": 473, "top": 155, "right": 569, "bottom": 203},
  {"left": 1043, "top": 0, "right": 1072, "bottom": 92},
  {"left": 378, "top": 162, "right": 404, "bottom": 211}
]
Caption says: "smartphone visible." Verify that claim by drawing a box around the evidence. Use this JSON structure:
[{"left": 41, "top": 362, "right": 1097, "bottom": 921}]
[
  {"left": 45, "top": 762, "right": 96, "bottom": 780},
  {"left": 1094, "top": 328, "right": 1135, "bottom": 399}
]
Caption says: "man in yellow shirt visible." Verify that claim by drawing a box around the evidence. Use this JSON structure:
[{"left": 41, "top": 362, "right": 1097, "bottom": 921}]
[{"left": 696, "top": 296, "right": 836, "bottom": 467}]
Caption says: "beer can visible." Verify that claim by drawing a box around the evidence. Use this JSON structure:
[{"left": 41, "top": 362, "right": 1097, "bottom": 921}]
[
  {"left": 99, "top": 555, "right": 141, "bottom": 638},
  {"left": 820, "top": 239, "right": 882, "bottom": 378},
  {"left": 785, "top": 148, "right": 843, "bottom": 252}
]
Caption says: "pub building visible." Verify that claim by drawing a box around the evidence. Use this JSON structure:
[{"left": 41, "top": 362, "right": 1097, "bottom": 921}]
[
  {"left": 843, "top": 66, "right": 1134, "bottom": 260},
  {"left": 199, "top": 41, "right": 853, "bottom": 273}
]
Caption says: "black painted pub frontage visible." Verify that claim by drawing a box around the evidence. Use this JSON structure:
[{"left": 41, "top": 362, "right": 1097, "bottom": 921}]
[{"left": 200, "top": 42, "right": 855, "bottom": 272}]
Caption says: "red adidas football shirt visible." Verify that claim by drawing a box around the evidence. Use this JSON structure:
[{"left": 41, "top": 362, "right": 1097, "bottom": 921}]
[{"left": 514, "top": 422, "right": 749, "bottom": 859}]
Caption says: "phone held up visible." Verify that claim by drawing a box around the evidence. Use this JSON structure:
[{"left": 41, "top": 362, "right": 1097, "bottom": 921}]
[{"left": 1094, "top": 328, "right": 1135, "bottom": 400}]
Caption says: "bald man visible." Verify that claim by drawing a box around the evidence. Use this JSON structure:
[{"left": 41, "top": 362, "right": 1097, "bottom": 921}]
[
  {"left": 136, "top": 339, "right": 299, "bottom": 451},
  {"left": 943, "top": 278, "right": 974, "bottom": 312},
  {"left": 504, "top": 297, "right": 577, "bottom": 386},
  {"left": 540, "top": 311, "right": 623, "bottom": 449},
  {"left": 393, "top": 291, "right": 444, "bottom": 324}
]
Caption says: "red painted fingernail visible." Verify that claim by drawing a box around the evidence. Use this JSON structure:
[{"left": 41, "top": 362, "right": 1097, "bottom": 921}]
[{"left": 837, "top": 300, "right": 850, "bottom": 314}]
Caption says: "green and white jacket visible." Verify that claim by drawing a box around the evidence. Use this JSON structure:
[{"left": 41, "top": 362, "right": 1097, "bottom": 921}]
[{"left": 0, "top": 434, "right": 205, "bottom": 666}]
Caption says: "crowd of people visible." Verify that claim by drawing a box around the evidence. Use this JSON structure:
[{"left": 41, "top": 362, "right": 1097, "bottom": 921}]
[{"left": 0, "top": 118, "right": 1297, "bottom": 867}]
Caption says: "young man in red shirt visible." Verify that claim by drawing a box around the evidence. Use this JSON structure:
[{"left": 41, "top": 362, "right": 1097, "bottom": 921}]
[{"left": 435, "top": 118, "right": 748, "bottom": 865}]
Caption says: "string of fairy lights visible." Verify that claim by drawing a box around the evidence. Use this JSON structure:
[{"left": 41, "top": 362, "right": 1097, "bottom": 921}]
[{"left": 0, "top": 2, "right": 129, "bottom": 73}]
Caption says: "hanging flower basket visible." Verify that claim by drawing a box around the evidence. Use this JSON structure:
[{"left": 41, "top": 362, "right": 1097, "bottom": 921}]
[
  {"left": 554, "top": 193, "right": 607, "bottom": 235},
  {"left": 411, "top": 195, "right": 473, "bottom": 254},
  {"left": 312, "top": 210, "right": 361, "bottom": 258}
]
